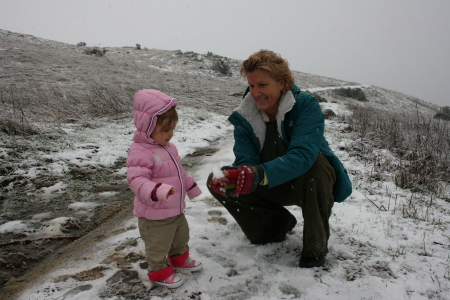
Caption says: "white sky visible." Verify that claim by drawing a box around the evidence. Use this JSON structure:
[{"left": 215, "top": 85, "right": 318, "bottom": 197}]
[{"left": 1, "top": 0, "right": 449, "bottom": 107}]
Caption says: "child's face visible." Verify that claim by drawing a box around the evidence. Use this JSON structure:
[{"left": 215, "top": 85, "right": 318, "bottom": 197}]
[{"left": 150, "top": 120, "right": 177, "bottom": 146}]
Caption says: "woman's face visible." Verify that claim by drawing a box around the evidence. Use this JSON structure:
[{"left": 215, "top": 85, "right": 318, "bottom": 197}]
[{"left": 246, "top": 69, "right": 285, "bottom": 119}]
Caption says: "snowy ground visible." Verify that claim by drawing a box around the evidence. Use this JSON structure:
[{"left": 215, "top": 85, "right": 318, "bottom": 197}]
[{"left": 4, "top": 101, "right": 448, "bottom": 300}]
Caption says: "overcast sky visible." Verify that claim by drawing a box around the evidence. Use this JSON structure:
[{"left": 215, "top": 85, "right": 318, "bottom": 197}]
[{"left": 1, "top": 0, "right": 449, "bottom": 107}]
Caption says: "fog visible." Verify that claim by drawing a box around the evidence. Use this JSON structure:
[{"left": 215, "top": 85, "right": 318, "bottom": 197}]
[{"left": 1, "top": 0, "right": 449, "bottom": 107}]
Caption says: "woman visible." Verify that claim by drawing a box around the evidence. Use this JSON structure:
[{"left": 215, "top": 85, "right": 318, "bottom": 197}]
[{"left": 208, "top": 50, "right": 352, "bottom": 268}]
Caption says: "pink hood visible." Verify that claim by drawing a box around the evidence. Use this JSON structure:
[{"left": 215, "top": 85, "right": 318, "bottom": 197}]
[{"left": 132, "top": 89, "right": 177, "bottom": 143}]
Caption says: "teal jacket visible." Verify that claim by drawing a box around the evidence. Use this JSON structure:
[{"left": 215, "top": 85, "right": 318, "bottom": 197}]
[{"left": 228, "top": 85, "right": 352, "bottom": 202}]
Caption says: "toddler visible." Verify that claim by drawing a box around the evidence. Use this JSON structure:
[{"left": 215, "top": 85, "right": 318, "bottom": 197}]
[{"left": 127, "top": 89, "right": 202, "bottom": 288}]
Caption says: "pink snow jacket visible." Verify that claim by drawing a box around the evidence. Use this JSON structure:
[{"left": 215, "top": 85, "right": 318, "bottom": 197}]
[{"left": 126, "top": 89, "right": 202, "bottom": 220}]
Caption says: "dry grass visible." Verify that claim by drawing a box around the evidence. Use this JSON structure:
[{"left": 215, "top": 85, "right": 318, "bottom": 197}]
[{"left": 343, "top": 103, "right": 449, "bottom": 198}]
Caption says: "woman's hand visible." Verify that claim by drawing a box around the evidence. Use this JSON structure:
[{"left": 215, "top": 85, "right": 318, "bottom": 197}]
[
  {"left": 231, "top": 165, "right": 262, "bottom": 196},
  {"left": 210, "top": 166, "right": 263, "bottom": 197},
  {"left": 210, "top": 173, "right": 228, "bottom": 186},
  {"left": 209, "top": 171, "right": 228, "bottom": 195}
]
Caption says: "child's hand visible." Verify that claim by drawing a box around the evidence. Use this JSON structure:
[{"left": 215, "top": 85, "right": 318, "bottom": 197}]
[{"left": 166, "top": 187, "right": 175, "bottom": 200}]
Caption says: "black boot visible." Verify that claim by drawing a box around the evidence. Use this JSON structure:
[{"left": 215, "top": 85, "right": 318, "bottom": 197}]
[
  {"left": 261, "top": 215, "right": 297, "bottom": 244},
  {"left": 299, "top": 255, "right": 326, "bottom": 268}
]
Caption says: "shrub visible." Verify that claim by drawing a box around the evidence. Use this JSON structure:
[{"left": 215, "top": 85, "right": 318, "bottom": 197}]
[
  {"left": 211, "top": 59, "right": 232, "bottom": 76},
  {"left": 334, "top": 87, "right": 368, "bottom": 102},
  {"left": 184, "top": 51, "right": 197, "bottom": 57},
  {"left": 77, "top": 42, "right": 86, "bottom": 46},
  {"left": 434, "top": 106, "right": 450, "bottom": 121},
  {"left": 306, "top": 91, "right": 327, "bottom": 103},
  {"left": 323, "top": 109, "right": 336, "bottom": 119},
  {"left": 0, "top": 118, "right": 39, "bottom": 135},
  {"left": 83, "top": 47, "right": 107, "bottom": 57},
  {"left": 344, "top": 104, "right": 449, "bottom": 196},
  {"left": 136, "top": 44, "right": 141, "bottom": 50}
]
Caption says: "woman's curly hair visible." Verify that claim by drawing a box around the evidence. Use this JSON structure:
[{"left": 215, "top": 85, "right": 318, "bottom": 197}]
[{"left": 240, "top": 50, "right": 294, "bottom": 93}]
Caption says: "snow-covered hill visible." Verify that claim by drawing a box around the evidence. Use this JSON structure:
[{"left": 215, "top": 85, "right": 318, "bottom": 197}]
[{"left": 0, "top": 29, "right": 448, "bottom": 299}]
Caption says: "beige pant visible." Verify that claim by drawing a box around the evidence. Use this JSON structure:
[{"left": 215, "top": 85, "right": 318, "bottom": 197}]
[{"left": 138, "top": 214, "right": 190, "bottom": 272}]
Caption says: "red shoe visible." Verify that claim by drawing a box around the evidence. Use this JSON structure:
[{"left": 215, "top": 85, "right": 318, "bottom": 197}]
[
  {"left": 168, "top": 252, "right": 202, "bottom": 272},
  {"left": 173, "top": 257, "right": 202, "bottom": 272},
  {"left": 153, "top": 274, "right": 184, "bottom": 288},
  {"left": 148, "top": 266, "right": 185, "bottom": 288}
]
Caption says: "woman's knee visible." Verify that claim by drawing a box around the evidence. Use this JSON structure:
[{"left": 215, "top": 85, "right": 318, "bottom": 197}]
[{"left": 309, "top": 154, "right": 336, "bottom": 183}]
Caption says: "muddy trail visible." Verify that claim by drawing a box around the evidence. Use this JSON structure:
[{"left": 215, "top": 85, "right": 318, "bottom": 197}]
[{"left": 0, "top": 146, "right": 217, "bottom": 300}]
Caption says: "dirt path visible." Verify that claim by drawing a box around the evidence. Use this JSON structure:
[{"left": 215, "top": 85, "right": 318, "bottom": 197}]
[
  {"left": 1, "top": 144, "right": 222, "bottom": 300},
  {"left": 1, "top": 200, "right": 135, "bottom": 300}
]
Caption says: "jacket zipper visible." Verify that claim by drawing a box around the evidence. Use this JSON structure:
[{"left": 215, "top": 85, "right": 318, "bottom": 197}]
[{"left": 163, "top": 145, "right": 185, "bottom": 214}]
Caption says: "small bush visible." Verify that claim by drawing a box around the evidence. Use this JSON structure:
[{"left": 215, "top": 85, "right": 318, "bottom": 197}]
[
  {"left": 77, "top": 42, "right": 86, "bottom": 46},
  {"left": 136, "top": 44, "right": 141, "bottom": 50},
  {"left": 211, "top": 60, "right": 232, "bottom": 76},
  {"left": 434, "top": 106, "right": 450, "bottom": 121},
  {"left": 307, "top": 91, "right": 327, "bottom": 103},
  {"left": 344, "top": 104, "right": 450, "bottom": 197},
  {"left": 0, "top": 118, "right": 39, "bottom": 135},
  {"left": 323, "top": 109, "right": 336, "bottom": 119},
  {"left": 83, "top": 47, "right": 107, "bottom": 57},
  {"left": 334, "top": 87, "right": 368, "bottom": 102}
]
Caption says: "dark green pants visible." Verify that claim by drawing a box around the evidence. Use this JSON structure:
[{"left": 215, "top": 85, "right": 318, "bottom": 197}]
[{"left": 207, "top": 154, "right": 336, "bottom": 258}]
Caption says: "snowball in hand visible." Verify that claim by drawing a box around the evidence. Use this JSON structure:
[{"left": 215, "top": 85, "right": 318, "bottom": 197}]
[{"left": 212, "top": 165, "right": 224, "bottom": 178}]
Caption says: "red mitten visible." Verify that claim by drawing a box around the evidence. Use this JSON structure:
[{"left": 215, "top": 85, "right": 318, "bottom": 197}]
[
  {"left": 223, "top": 165, "right": 264, "bottom": 196},
  {"left": 211, "top": 166, "right": 264, "bottom": 197},
  {"left": 220, "top": 166, "right": 239, "bottom": 196},
  {"left": 235, "top": 166, "right": 258, "bottom": 195},
  {"left": 209, "top": 179, "right": 225, "bottom": 195},
  {"left": 209, "top": 168, "right": 234, "bottom": 195}
]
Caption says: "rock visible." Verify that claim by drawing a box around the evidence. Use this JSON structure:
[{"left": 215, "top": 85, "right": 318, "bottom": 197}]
[
  {"left": 5, "top": 253, "right": 27, "bottom": 268},
  {"left": 0, "top": 271, "right": 13, "bottom": 286},
  {"left": 53, "top": 266, "right": 109, "bottom": 282},
  {"left": 323, "top": 109, "right": 337, "bottom": 119},
  {"left": 94, "top": 185, "right": 122, "bottom": 193},
  {"left": 69, "top": 168, "right": 94, "bottom": 180},
  {"left": 0, "top": 258, "right": 7, "bottom": 269}
]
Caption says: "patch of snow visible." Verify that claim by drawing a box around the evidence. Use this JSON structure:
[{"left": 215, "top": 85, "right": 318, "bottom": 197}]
[
  {"left": 97, "top": 191, "right": 118, "bottom": 197},
  {"left": 41, "top": 182, "right": 67, "bottom": 200},
  {"left": 68, "top": 202, "right": 100, "bottom": 211},
  {"left": 32, "top": 212, "right": 52, "bottom": 220},
  {"left": 0, "top": 220, "right": 28, "bottom": 234}
]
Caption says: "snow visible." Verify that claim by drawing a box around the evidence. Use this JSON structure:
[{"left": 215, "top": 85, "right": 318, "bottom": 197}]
[
  {"left": 211, "top": 165, "right": 225, "bottom": 179},
  {"left": 306, "top": 85, "right": 370, "bottom": 93},
  {"left": 12, "top": 103, "right": 450, "bottom": 299},
  {"left": 0, "top": 221, "right": 28, "bottom": 235},
  {"left": 31, "top": 213, "right": 52, "bottom": 220},
  {"left": 68, "top": 202, "right": 101, "bottom": 211},
  {"left": 0, "top": 217, "right": 76, "bottom": 238},
  {"left": 41, "top": 182, "right": 67, "bottom": 200}
]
